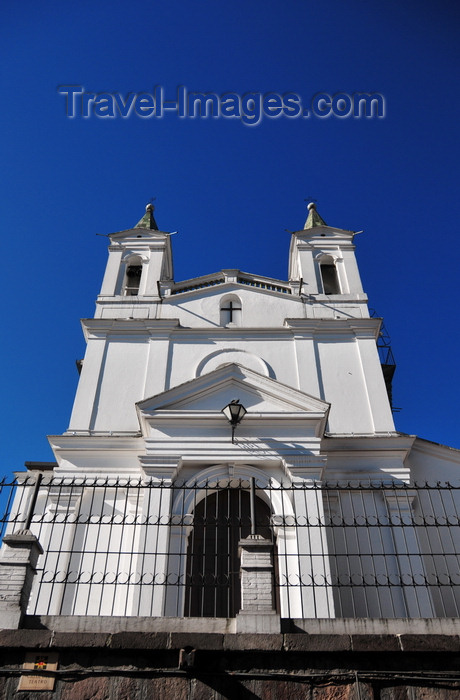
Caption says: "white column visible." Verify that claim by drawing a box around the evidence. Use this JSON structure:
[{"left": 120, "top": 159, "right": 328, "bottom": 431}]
[
  {"left": 144, "top": 332, "right": 172, "bottom": 397},
  {"left": 292, "top": 333, "right": 321, "bottom": 396},
  {"left": 384, "top": 491, "right": 434, "bottom": 618},
  {"left": 277, "top": 461, "right": 334, "bottom": 619},
  {"left": 356, "top": 333, "right": 395, "bottom": 432},
  {"left": 143, "top": 241, "right": 168, "bottom": 296},
  {"left": 99, "top": 247, "right": 123, "bottom": 296},
  {"left": 68, "top": 336, "right": 107, "bottom": 431},
  {"left": 295, "top": 243, "right": 320, "bottom": 293},
  {"left": 139, "top": 459, "right": 179, "bottom": 616},
  {"left": 341, "top": 247, "right": 364, "bottom": 294},
  {"left": 31, "top": 489, "right": 81, "bottom": 615}
]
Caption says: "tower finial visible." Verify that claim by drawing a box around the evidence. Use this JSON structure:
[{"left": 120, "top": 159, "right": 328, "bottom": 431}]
[
  {"left": 304, "top": 202, "right": 327, "bottom": 229},
  {"left": 135, "top": 203, "right": 159, "bottom": 230}
]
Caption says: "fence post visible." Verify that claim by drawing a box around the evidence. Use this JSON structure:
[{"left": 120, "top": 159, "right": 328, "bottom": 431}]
[
  {"left": 236, "top": 535, "right": 280, "bottom": 633},
  {"left": 0, "top": 530, "right": 43, "bottom": 628}
]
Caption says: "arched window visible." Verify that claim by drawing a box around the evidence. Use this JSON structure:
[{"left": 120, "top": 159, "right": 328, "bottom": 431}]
[
  {"left": 184, "top": 488, "right": 272, "bottom": 617},
  {"left": 319, "top": 257, "right": 340, "bottom": 295},
  {"left": 220, "top": 295, "right": 242, "bottom": 326},
  {"left": 123, "top": 257, "right": 143, "bottom": 296}
]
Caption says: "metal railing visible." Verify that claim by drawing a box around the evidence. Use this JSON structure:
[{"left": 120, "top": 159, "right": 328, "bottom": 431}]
[
  {"left": 171, "top": 276, "right": 225, "bottom": 294},
  {"left": 236, "top": 275, "right": 292, "bottom": 294},
  {"left": 1, "top": 476, "right": 460, "bottom": 619},
  {"left": 169, "top": 272, "right": 292, "bottom": 296}
]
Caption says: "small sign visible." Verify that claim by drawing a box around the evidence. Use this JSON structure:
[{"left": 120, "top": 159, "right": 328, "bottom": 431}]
[{"left": 18, "top": 652, "right": 59, "bottom": 691}]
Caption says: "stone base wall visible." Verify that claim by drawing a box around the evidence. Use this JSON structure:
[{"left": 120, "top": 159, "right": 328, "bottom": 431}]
[{"left": 1, "top": 626, "right": 460, "bottom": 699}]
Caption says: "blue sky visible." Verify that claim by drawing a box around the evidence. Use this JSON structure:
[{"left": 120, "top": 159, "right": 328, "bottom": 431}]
[{"left": 1, "top": 0, "right": 459, "bottom": 475}]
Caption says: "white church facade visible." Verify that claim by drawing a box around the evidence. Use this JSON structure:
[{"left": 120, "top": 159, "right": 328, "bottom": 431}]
[{"left": 3, "top": 202, "right": 460, "bottom": 630}]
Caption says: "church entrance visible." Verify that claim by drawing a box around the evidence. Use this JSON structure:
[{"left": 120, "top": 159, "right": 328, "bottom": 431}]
[{"left": 184, "top": 488, "right": 272, "bottom": 617}]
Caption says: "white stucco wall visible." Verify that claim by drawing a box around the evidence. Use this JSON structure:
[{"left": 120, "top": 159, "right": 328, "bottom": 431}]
[
  {"left": 316, "top": 338, "right": 374, "bottom": 434},
  {"left": 161, "top": 285, "right": 303, "bottom": 328},
  {"left": 69, "top": 337, "right": 149, "bottom": 431},
  {"left": 68, "top": 321, "right": 393, "bottom": 435}
]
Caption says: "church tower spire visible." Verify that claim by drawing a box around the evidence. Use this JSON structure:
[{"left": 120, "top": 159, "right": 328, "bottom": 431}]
[
  {"left": 95, "top": 203, "right": 173, "bottom": 317},
  {"left": 135, "top": 203, "right": 159, "bottom": 230},
  {"left": 303, "top": 202, "right": 327, "bottom": 229},
  {"left": 288, "top": 202, "right": 367, "bottom": 317}
]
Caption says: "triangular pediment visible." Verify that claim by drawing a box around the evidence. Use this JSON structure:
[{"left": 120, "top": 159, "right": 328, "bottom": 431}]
[{"left": 137, "top": 363, "right": 329, "bottom": 425}]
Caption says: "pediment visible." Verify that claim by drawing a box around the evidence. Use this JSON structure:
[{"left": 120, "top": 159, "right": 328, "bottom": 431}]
[{"left": 137, "top": 363, "right": 329, "bottom": 421}]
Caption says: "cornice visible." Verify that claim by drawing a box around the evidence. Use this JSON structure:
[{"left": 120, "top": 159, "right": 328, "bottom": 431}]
[
  {"left": 411, "top": 435, "right": 460, "bottom": 463},
  {"left": 285, "top": 317, "right": 380, "bottom": 339},
  {"left": 48, "top": 434, "right": 144, "bottom": 451},
  {"left": 320, "top": 433, "right": 415, "bottom": 456},
  {"left": 108, "top": 228, "right": 170, "bottom": 241},
  {"left": 145, "top": 412, "right": 327, "bottom": 426},
  {"left": 82, "top": 317, "right": 380, "bottom": 341},
  {"left": 285, "top": 317, "right": 378, "bottom": 329},
  {"left": 81, "top": 318, "right": 180, "bottom": 340},
  {"left": 294, "top": 232, "right": 356, "bottom": 246}
]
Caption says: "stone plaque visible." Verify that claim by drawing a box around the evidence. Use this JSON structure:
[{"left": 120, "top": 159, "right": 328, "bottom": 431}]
[{"left": 18, "top": 652, "right": 59, "bottom": 691}]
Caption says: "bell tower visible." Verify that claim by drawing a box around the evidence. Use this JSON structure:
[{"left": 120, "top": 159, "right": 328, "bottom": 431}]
[
  {"left": 288, "top": 202, "right": 368, "bottom": 319},
  {"left": 96, "top": 203, "right": 173, "bottom": 319},
  {"left": 67, "top": 200, "right": 396, "bottom": 436}
]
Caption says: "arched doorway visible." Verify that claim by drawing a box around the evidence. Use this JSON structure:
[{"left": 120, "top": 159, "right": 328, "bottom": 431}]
[{"left": 184, "top": 487, "right": 272, "bottom": 617}]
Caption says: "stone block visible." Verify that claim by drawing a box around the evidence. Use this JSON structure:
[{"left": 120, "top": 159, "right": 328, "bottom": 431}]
[
  {"left": 379, "top": 687, "right": 413, "bottom": 700},
  {"left": 0, "top": 610, "right": 22, "bottom": 629},
  {"left": 52, "top": 632, "right": 110, "bottom": 648},
  {"left": 223, "top": 632, "right": 283, "bottom": 651},
  {"left": 252, "top": 678, "right": 312, "bottom": 699},
  {"left": 60, "top": 675, "right": 110, "bottom": 700},
  {"left": 110, "top": 676, "right": 144, "bottom": 700},
  {"left": 169, "top": 632, "right": 223, "bottom": 651},
  {"left": 1, "top": 533, "right": 43, "bottom": 566},
  {"left": 151, "top": 676, "right": 189, "bottom": 700},
  {"left": 398, "top": 634, "right": 460, "bottom": 652},
  {"left": 235, "top": 611, "right": 281, "bottom": 634},
  {"left": 284, "top": 633, "right": 352, "bottom": 652},
  {"left": 109, "top": 631, "right": 169, "bottom": 649},
  {"left": 0, "top": 629, "right": 52, "bottom": 648},
  {"left": 351, "top": 634, "right": 401, "bottom": 652},
  {"left": 313, "top": 682, "right": 373, "bottom": 700}
]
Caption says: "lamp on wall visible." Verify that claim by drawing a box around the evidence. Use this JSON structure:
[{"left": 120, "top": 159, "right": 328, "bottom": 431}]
[{"left": 221, "top": 399, "right": 247, "bottom": 443}]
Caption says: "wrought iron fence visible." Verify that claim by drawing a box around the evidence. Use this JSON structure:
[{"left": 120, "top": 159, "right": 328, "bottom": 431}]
[{"left": 1, "top": 475, "right": 460, "bottom": 619}]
